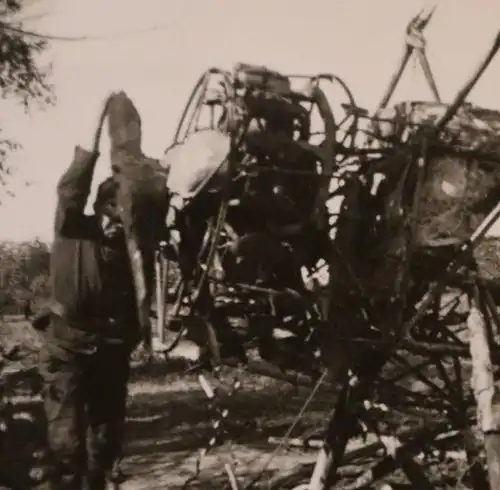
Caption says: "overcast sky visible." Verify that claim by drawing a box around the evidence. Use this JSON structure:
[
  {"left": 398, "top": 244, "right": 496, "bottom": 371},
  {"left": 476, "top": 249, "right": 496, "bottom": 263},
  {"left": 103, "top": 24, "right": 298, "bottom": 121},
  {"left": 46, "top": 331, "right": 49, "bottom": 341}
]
[{"left": 1, "top": 0, "right": 500, "bottom": 241}]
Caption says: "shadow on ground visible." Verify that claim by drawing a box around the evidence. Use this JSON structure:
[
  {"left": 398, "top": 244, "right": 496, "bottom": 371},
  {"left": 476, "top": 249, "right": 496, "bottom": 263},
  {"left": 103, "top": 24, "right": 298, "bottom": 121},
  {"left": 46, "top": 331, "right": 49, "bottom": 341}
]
[
  {"left": 121, "top": 367, "right": 334, "bottom": 489},
  {"left": 0, "top": 322, "right": 332, "bottom": 489}
]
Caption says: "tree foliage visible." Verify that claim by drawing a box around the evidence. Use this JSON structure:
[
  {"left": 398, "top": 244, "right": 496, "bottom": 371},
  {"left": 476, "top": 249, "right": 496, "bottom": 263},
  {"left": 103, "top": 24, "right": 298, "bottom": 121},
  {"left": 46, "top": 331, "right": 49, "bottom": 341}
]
[
  {"left": 0, "top": 0, "right": 54, "bottom": 178},
  {"left": 0, "top": 239, "right": 50, "bottom": 314}
]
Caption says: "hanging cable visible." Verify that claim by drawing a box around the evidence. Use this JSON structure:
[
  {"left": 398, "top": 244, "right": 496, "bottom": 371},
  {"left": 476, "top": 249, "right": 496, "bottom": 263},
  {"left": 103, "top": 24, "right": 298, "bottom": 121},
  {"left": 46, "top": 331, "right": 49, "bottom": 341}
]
[
  {"left": 0, "top": 20, "right": 186, "bottom": 42},
  {"left": 0, "top": 1, "right": 195, "bottom": 43}
]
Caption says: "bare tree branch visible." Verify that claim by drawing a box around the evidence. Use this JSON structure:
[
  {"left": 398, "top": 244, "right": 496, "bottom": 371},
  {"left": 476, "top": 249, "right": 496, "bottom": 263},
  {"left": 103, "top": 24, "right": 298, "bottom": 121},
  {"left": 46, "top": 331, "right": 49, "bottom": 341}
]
[{"left": 0, "top": 0, "right": 54, "bottom": 189}]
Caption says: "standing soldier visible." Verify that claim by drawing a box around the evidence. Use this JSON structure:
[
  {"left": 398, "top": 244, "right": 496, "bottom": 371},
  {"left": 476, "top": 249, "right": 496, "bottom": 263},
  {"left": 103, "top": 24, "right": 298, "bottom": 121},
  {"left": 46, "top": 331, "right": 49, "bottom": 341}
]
[{"left": 37, "top": 95, "right": 142, "bottom": 490}]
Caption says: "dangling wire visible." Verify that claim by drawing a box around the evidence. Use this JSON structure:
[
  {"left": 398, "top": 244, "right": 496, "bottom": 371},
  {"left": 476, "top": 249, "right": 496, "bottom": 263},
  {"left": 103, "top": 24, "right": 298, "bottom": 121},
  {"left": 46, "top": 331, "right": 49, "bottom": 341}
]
[
  {"left": 0, "top": 20, "right": 181, "bottom": 42},
  {"left": 181, "top": 370, "right": 244, "bottom": 490},
  {"left": 0, "top": 0, "right": 196, "bottom": 43}
]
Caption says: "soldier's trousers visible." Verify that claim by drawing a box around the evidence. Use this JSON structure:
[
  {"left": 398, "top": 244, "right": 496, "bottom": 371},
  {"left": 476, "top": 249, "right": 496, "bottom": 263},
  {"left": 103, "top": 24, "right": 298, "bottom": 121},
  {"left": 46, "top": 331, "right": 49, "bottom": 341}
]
[{"left": 38, "top": 338, "right": 132, "bottom": 490}]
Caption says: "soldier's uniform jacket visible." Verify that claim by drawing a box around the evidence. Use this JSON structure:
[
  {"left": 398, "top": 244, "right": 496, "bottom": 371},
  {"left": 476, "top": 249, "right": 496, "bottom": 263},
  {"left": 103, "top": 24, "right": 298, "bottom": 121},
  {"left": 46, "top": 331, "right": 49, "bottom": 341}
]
[{"left": 43, "top": 146, "right": 141, "bottom": 352}]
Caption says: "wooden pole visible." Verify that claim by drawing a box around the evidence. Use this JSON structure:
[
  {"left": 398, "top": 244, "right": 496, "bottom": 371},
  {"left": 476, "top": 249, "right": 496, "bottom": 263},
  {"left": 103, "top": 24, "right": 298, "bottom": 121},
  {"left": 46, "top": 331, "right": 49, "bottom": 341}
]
[
  {"left": 373, "top": 45, "right": 413, "bottom": 116},
  {"left": 435, "top": 30, "right": 500, "bottom": 132},
  {"left": 154, "top": 250, "right": 166, "bottom": 345},
  {"left": 368, "top": 6, "right": 437, "bottom": 146},
  {"left": 373, "top": 5, "right": 436, "bottom": 114},
  {"left": 416, "top": 48, "right": 441, "bottom": 102},
  {"left": 469, "top": 284, "right": 500, "bottom": 489}
]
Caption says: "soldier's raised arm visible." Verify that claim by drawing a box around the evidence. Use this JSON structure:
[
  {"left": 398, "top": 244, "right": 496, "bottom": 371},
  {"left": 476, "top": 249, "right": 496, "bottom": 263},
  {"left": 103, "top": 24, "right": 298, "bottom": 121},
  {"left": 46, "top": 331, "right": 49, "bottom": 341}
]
[{"left": 54, "top": 95, "right": 114, "bottom": 239}]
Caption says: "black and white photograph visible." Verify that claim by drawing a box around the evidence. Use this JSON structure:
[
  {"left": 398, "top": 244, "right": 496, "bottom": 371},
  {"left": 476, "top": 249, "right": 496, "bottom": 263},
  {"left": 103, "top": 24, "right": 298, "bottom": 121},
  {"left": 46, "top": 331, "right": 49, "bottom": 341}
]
[{"left": 1, "top": 0, "right": 500, "bottom": 488}]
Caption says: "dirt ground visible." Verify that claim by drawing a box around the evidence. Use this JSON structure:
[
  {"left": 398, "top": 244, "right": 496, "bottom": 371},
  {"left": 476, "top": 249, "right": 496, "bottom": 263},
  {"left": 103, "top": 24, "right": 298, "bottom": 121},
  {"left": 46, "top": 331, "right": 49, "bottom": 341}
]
[
  {"left": 120, "top": 371, "right": 330, "bottom": 490},
  {"left": 0, "top": 316, "right": 480, "bottom": 489},
  {"left": 0, "top": 319, "right": 333, "bottom": 490}
]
